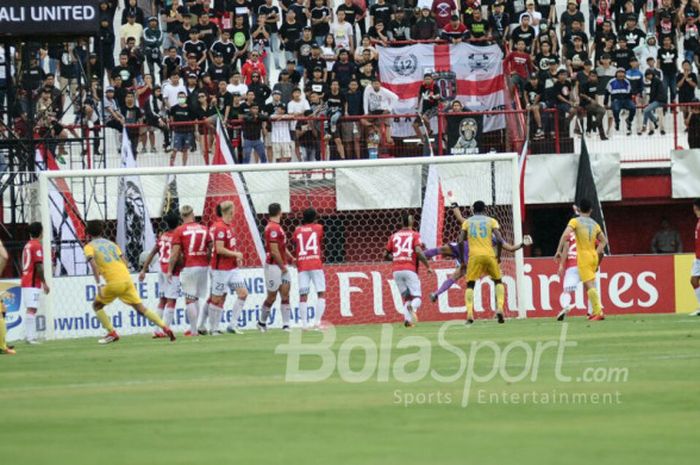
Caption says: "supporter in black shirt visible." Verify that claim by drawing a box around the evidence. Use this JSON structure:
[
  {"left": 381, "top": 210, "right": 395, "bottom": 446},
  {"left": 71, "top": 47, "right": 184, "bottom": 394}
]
[
  {"left": 311, "top": 0, "right": 332, "bottom": 43},
  {"left": 620, "top": 16, "right": 645, "bottom": 49},
  {"left": 296, "top": 27, "right": 317, "bottom": 67},
  {"left": 560, "top": 0, "right": 585, "bottom": 36},
  {"left": 303, "top": 44, "right": 326, "bottom": 79},
  {"left": 113, "top": 53, "right": 135, "bottom": 89},
  {"left": 611, "top": 38, "right": 634, "bottom": 70},
  {"left": 215, "top": 80, "right": 233, "bottom": 120},
  {"left": 658, "top": 36, "right": 679, "bottom": 102},
  {"left": 290, "top": 0, "right": 309, "bottom": 26},
  {"left": 249, "top": 73, "right": 272, "bottom": 106},
  {"left": 241, "top": 104, "right": 269, "bottom": 163},
  {"left": 388, "top": 9, "right": 412, "bottom": 41},
  {"left": 170, "top": 90, "right": 195, "bottom": 165},
  {"left": 510, "top": 14, "right": 536, "bottom": 52},
  {"left": 465, "top": 9, "right": 491, "bottom": 41},
  {"left": 330, "top": 49, "right": 358, "bottom": 92},
  {"left": 305, "top": 68, "right": 329, "bottom": 99},
  {"left": 208, "top": 54, "right": 232, "bottom": 83},
  {"left": 336, "top": 0, "right": 363, "bottom": 32},
  {"left": 210, "top": 31, "right": 237, "bottom": 64},
  {"left": 413, "top": 7, "right": 437, "bottom": 40},
  {"left": 370, "top": 0, "right": 394, "bottom": 27},
  {"left": 280, "top": 10, "right": 303, "bottom": 61},
  {"left": 196, "top": 13, "right": 220, "bottom": 49},
  {"left": 326, "top": 80, "right": 347, "bottom": 158}
]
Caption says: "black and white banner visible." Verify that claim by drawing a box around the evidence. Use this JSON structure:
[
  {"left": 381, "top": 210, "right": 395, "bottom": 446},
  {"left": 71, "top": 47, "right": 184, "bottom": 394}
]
[
  {"left": 116, "top": 128, "right": 156, "bottom": 271},
  {"left": 0, "top": 0, "right": 100, "bottom": 36}
]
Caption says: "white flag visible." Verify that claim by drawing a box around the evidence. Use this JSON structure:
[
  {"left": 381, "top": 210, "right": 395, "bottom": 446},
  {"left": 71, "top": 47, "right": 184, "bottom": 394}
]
[{"left": 116, "top": 129, "right": 156, "bottom": 271}]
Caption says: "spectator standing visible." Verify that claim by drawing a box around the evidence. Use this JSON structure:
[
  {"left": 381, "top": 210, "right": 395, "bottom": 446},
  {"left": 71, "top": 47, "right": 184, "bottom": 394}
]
[
  {"left": 331, "top": 10, "right": 355, "bottom": 51},
  {"left": 311, "top": 0, "right": 333, "bottom": 45},
  {"left": 120, "top": 13, "right": 144, "bottom": 48},
  {"left": 413, "top": 6, "right": 438, "bottom": 40},
  {"left": 169, "top": 90, "right": 195, "bottom": 165},
  {"left": 259, "top": 0, "right": 283, "bottom": 69},
  {"left": 241, "top": 104, "right": 269, "bottom": 163},
  {"left": 280, "top": 10, "right": 304, "bottom": 65},
  {"left": 651, "top": 219, "right": 683, "bottom": 253},
  {"left": 641, "top": 69, "right": 667, "bottom": 135}
]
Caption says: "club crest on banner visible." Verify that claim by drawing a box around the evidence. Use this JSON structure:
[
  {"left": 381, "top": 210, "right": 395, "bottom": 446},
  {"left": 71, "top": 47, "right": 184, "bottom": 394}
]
[
  {"left": 453, "top": 117, "right": 479, "bottom": 155},
  {"left": 467, "top": 53, "right": 493, "bottom": 72},
  {"left": 393, "top": 54, "right": 418, "bottom": 76}
]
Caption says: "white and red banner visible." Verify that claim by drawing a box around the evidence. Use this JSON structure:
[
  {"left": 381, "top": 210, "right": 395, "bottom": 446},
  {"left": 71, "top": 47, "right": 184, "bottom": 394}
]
[
  {"left": 419, "top": 165, "right": 444, "bottom": 250},
  {"left": 377, "top": 42, "right": 506, "bottom": 137},
  {"left": 34, "top": 145, "right": 87, "bottom": 276},
  {"left": 201, "top": 119, "right": 266, "bottom": 266}
]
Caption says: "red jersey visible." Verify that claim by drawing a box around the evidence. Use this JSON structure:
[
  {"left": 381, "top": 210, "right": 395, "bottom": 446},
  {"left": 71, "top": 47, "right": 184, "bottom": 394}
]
[
  {"left": 505, "top": 51, "right": 532, "bottom": 79},
  {"left": 565, "top": 232, "right": 577, "bottom": 269},
  {"left": 386, "top": 229, "right": 422, "bottom": 272},
  {"left": 209, "top": 220, "right": 239, "bottom": 270},
  {"left": 21, "top": 239, "right": 43, "bottom": 288},
  {"left": 158, "top": 231, "right": 181, "bottom": 275},
  {"left": 293, "top": 223, "right": 324, "bottom": 272},
  {"left": 172, "top": 222, "right": 211, "bottom": 268},
  {"left": 695, "top": 218, "right": 700, "bottom": 259},
  {"left": 265, "top": 220, "right": 288, "bottom": 265}
]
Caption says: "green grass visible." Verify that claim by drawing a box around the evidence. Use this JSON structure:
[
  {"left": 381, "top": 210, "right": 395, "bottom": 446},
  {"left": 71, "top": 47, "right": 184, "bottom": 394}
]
[{"left": 2, "top": 314, "right": 700, "bottom": 465}]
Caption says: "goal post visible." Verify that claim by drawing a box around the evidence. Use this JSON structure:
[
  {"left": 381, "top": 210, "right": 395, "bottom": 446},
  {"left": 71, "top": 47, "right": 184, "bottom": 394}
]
[{"left": 38, "top": 154, "right": 526, "bottom": 340}]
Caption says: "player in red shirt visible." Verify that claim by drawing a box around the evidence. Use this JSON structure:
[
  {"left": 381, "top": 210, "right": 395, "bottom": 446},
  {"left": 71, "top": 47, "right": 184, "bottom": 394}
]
[
  {"left": 139, "top": 213, "right": 182, "bottom": 338},
  {"left": 168, "top": 205, "right": 212, "bottom": 336},
  {"left": 412, "top": 73, "right": 441, "bottom": 146},
  {"left": 259, "top": 202, "right": 293, "bottom": 332},
  {"left": 20, "top": 222, "right": 50, "bottom": 344},
  {"left": 690, "top": 199, "right": 700, "bottom": 316},
  {"left": 202, "top": 201, "right": 247, "bottom": 335},
  {"left": 385, "top": 213, "right": 432, "bottom": 327},
  {"left": 292, "top": 208, "right": 326, "bottom": 330},
  {"left": 0, "top": 238, "right": 14, "bottom": 354}
]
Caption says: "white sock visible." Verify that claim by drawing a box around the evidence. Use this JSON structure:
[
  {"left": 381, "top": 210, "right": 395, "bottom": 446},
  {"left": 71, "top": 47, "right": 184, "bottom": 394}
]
[
  {"left": 281, "top": 303, "right": 291, "bottom": 326},
  {"left": 315, "top": 298, "right": 326, "bottom": 326},
  {"left": 559, "top": 291, "right": 572, "bottom": 309},
  {"left": 209, "top": 304, "right": 223, "bottom": 332},
  {"left": 186, "top": 301, "right": 199, "bottom": 333},
  {"left": 164, "top": 306, "right": 175, "bottom": 327},
  {"left": 229, "top": 297, "right": 246, "bottom": 329},
  {"left": 25, "top": 312, "right": 36, "bottom": 341},
  {"left": 156, "top": 305, "right": 164, "bottom": 320},
  {"left": 299, "top": 301, "right": 308, "bottom": 327},
  {"left": 259, "top": 303, "right": 271, "bottom": 324},
  {"left": 695, "top": 286, "right": 700, "bottom": 307},
  {"left": 403, "top": 301, "right": 413, "bottom": 323},
  {"left": 198, "top": 301, "right": 210, "bottom": 331}
]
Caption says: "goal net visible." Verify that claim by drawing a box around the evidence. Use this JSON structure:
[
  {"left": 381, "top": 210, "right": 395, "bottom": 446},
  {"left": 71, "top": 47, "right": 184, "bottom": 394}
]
[{"left": 37, "top": 155, "right": 524, "bottom": 340}]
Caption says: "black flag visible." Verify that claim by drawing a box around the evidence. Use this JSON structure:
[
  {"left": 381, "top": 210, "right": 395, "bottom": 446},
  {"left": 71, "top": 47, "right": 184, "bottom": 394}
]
[
  {"left": 161, "top": 173, "right": 180, "bottom": 220},
  {"left": 575, "top": 137, "right": 610, "bottom": 252}
]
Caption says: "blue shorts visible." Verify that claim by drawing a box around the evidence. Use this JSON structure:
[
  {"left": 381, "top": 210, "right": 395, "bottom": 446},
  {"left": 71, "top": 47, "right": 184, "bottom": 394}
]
[{"left": 173, "top": 132, "right": 194, "bottom": 151}]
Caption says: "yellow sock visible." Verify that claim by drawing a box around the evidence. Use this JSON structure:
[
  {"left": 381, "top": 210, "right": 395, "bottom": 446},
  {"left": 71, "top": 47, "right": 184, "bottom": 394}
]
[
  {"left": 0, "top": 313, "right": 7, "bottom": 350},
  {"left": 95, "top": 309, "right": 115, "bottom": 332},
  {"left": 142, "top": 309, "right": 166, "bottom": 329},
  {"left": 587, "top": 288, "right": 602, "bottom": 316},
  {"left": 495, "top": 283, "right": 505, "bottom": 313},
  {"left": 465, "top": 288, "right": 474, "bottom": 320}
]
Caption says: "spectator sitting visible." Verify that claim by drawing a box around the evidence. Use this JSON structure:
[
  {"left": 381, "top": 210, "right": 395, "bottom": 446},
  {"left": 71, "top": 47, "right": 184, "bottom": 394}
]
[
  {"left": 651, "top": 219, "right": 682, "bottom": 253},
  {"left": 606, "top": 67, "right": 636, "bottom": 135},
  {"left": 442, "top": 15, "right": 467, "bottom": 44}
]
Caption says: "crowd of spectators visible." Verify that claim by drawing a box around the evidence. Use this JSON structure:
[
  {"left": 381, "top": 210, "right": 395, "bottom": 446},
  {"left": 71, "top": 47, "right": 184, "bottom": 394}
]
[{"left": 2, "top": 0, "right": 700, "bottom": 166}]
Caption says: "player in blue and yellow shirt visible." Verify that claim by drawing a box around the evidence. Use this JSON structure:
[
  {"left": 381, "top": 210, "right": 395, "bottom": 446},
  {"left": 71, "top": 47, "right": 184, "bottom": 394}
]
[
  {"left": 556, "top": 199, "right": 608, "bottom": 321},
  {"left": 0, "top": 238, "right": 15, "bottom": 355},
  {"left": 458, "top": 200, "right": 530, "bottom": 324},
  {"left": 84, "top": 220, "right": 175, "bottom": 344}
]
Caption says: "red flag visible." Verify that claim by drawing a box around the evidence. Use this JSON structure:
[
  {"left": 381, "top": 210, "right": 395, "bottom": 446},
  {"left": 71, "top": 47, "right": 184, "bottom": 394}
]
[{"left": 201, "top": 120, "right": 265, "bottom": 266}]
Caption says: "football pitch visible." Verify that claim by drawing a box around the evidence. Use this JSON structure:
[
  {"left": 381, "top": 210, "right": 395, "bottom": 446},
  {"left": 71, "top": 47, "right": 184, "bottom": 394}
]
[{"left": 1, "top": 314, "right": 699, "bottom": 465}]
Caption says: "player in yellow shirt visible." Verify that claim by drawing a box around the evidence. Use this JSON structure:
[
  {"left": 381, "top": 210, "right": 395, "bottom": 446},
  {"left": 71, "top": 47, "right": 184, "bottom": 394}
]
[
  {"left": 0, "top": 238, "right": 16, "bottom": 355},
  {"left": 458, "top": 200, "right": 530, "bottom": 325},
  {"left": 556, "top": 199, "right": 608, "bottom": 321},
  {"left": 84, "top": 220, "right": 176, "bottom": 344}
]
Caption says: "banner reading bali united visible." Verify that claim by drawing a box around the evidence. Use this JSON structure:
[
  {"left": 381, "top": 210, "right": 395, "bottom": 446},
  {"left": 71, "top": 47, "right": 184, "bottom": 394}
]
[{"left": 377, "top": 43, "right": 505, "bottom": 137}]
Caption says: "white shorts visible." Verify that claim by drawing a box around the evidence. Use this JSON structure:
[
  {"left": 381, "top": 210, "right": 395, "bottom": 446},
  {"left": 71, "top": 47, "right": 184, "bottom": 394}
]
[
  {"left": 692, "top": 258, "right": 700, "bottom": 277},
  {"left": 393, "top": 270, "right": 421, "bottom": 298},
  {"left": 158, "top": 271, "right": 181, "bottom": 300},
  {"left": 298, "top": 269, "right": 326, "bottom": 295},
  {"left": 180, "top": 266, "right": 209, "bottom": 300},
  {"left": 21, "top": 287, "right": 41, "bottom": 310},
  {"left": 264, "top": 263, "right": 291, "bottom": 292},
  {"left": 563, "top": 266, "right": 581, "bottom": 293},
  {"left": 210, "top": 268, "right": 246, "bottom": 296}
]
